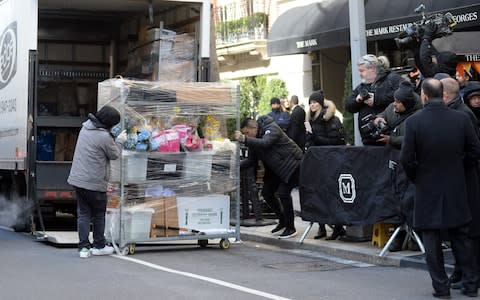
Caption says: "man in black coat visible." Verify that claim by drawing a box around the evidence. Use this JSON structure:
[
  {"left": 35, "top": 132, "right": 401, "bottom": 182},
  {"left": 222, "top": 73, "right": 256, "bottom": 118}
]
[
  {"left": 345, "top": 54, "right": 403, "bottom": 145},
  {"left": 286, "top": 95, "right": 306, "bottom": 150},
  {"left": 400, "top": 78, "right": 480, "bottom": 298},
  {"left": 440, "top": 77, "right": 480, "bottom": 288},
  {"left": 236, "top": 116, "right": 303, "bottom": 239}
]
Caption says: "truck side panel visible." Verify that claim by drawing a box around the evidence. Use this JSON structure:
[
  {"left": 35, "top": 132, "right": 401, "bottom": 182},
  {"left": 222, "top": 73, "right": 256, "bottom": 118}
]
[{"left": 0, "top": 0, "right": 37, "bottom": 170}]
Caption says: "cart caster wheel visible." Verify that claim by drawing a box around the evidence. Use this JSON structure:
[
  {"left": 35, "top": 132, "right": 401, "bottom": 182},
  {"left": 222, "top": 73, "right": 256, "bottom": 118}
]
[
  {"left": 121, "top": 247, "right": 129, "bottom": 256},
  {"left": 128, "top": 244, "right": 136, "bottom": 255},
  {"left": 198, "top": 239, "right": 208, "bottom": 248},
  {"left": 219, "top": 239, "right": 230, "bottom": 250}
]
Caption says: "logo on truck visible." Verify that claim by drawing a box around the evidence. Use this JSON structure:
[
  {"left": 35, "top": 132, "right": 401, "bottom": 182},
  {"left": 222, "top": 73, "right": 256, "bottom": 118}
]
[{"left": 0, "top": 22, "right": 17, "bottom": 90}]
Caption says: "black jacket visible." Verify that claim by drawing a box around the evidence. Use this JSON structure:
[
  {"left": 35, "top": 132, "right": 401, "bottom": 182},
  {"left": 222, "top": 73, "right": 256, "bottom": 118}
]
[
  {"left": 345, "top": 70, "right": 403, "bottom": 145},
  {"left": 287, "top": 105, "right": 306, "bottom": 149},
  {"left": 400, "top": 100, "right": 480, "bottom": 229},
  {"left": 305, "top": 100, "right": 345, "bottom": 147},
  {"left": 243, "top": 116, "right": 303, "bottom": 183}
]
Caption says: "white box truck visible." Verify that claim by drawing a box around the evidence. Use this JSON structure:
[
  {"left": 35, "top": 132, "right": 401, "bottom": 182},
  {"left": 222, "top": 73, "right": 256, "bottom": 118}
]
[{"left": 0, "top": 0, "right": 211, "bottom": 231}]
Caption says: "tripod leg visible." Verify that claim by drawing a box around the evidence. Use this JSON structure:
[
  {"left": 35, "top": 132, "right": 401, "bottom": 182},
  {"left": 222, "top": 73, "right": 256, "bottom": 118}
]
[
  {"left": 379, "top": 226, "right": 402, "bottom": 257},
  {"left": 298, "top": 222, "right": 314, "bottom": 244},
  {"left": 411, "top": 229, "right": 425, "bottom": 253}
]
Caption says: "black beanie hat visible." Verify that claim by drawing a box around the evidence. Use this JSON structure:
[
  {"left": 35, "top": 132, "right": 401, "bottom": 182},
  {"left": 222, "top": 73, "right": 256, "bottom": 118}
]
[
  {"left": 394, "top": 82, "right": 416, "bottom": 111},
  {"left": 270, "top": 97, "right": 281, "bottom": 105},
  {"left": 437, "top": 51, "right": 457, "bottom": 76},
  {"left": 95, "top": 105, "right": 120, "bottom": 129},
  {"left": 309, "top": 90, "right": 325, "bottom": 107},
  {"left": 464, "top": 81, "right": 480, "bottom": 102}
]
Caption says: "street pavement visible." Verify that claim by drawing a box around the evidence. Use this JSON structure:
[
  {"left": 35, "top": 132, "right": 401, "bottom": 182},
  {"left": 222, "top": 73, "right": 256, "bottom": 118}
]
[{"left": 239, "top": 189, "right": 455, "bottom": 272}]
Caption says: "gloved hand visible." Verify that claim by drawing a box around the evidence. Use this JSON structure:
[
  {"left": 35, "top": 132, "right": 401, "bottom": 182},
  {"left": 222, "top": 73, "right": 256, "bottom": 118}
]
[
  {"left": 422, "top": 22, "right": 437, "bottom": 41},
  {"left": 115, "top": 130, "right": 127, "bottom": 145}
]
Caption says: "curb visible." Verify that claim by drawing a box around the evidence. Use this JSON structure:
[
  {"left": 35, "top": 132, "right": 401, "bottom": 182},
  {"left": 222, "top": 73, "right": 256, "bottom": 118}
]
[
  {"left": 240, "top": 232, "right": 403, "bottom": 267},
  {"left": 241, "top": 232, "right": 458, "bottom": 272}
]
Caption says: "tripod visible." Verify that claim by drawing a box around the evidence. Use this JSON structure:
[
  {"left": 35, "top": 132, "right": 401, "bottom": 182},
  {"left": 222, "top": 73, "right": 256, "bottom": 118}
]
[{"left": 379, "top": 223, "right": 425, "bottom": 257}]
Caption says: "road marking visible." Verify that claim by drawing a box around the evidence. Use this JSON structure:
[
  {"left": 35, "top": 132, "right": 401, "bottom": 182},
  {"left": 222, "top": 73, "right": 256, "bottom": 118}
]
[
  {"left": 288, "top": 249, "right": 375, "bottom": 268},
  {"left": 113, "top": 255, "right": 292, "bottom": 300}
]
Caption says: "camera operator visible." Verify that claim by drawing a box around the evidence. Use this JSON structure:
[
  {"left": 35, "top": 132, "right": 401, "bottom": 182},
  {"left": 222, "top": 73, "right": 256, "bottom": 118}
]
[
  {"left": 416, "top": 22, "right": 458, "bottom": 79},
  {"left": 373, "top": 81, "right": 422, "bottom": 149},
  {"left": 345, "top": 54, "right": 403, "bottom": 145}
]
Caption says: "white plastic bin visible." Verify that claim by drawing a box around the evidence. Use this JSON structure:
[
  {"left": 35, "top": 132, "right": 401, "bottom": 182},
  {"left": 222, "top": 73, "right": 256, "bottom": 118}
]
[
  {"left": 110, "top": 150, "right": 148, "bottom": 183},
  {"left": 105, "top": 207, "right": 154, "bottom": 243}
]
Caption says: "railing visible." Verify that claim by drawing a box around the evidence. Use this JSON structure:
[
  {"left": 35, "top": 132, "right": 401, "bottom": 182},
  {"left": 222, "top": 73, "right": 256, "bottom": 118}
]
[
  {"left": 216, "top": 26, "right": 267, "bottom": 45},
  {"left": 215, "top": 9, "right": 268, "bottom": 46}
]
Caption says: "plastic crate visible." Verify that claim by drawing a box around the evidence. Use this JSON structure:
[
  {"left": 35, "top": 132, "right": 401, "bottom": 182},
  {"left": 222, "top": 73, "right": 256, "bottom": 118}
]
[
  {"left": 371, "top": 223, "right": 395, "bottom": 247},
  {"left": 105, "top": 207, "right": 153, "bottom": 243}
]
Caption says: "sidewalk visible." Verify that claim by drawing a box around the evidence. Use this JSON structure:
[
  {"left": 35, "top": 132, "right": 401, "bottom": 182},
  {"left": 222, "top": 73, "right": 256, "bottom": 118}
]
[{"left": 239, "top": 189, "right": 455, "bottom": 271}]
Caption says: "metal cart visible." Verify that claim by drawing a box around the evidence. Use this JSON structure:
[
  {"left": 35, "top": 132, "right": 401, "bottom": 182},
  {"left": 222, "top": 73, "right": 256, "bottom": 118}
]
[{"left": 98, "top": 78, "right": 240, "bottom": 254}]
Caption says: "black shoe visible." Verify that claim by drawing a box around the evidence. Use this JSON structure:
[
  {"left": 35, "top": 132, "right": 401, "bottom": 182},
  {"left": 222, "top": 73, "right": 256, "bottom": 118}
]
[
  {"left": 271, "top": 224, "right": 285, "bottom": 235},
  {"left": 432, "top": 291, "right": 450, "bottom": 299},
  {"left": 314, "top": 226, "right": 327, "bottom": 240},
  {"left": 326, "top": 227, "right": 346, "bottom": 240},
  {"left": 450, "top": 281, "right": 462, "bottom": 290},
  {"left": 461, "top": 288, "right": 478, "bottom": 297},
  {"left": 278, "top": 228, "right": 297, "bottom": 239},
  {"left": 449, "top": 270, "right": 462, "bottom": 289},
  {"left": 314, "top": 230, "right": 327, "bottom": 239}
]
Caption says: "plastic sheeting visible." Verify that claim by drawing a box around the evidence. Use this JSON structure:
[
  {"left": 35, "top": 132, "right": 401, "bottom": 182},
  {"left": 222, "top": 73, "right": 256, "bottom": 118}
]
[{"left": 98, "top": 78, "right": 240, "bottom": 244}]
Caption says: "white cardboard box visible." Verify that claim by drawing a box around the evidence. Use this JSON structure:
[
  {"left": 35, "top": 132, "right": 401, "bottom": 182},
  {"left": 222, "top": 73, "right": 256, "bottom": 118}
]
[{"left": 176, "top": 194, "right": 230, "bottom": 233}]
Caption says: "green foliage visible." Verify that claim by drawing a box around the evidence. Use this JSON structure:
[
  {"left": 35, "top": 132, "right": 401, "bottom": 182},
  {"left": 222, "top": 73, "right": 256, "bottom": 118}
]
[
  {"left": 238, "top": 76, "right": 288, "bottom": 119},
  {"left": 215, "top": 13, "right": 268, "bottom": 37},
  {"left": 239, "top": 78, "right": 259, "bottom": 119},
  {"left": 343, "top": 61, "right": 354, "bottom": 145},
  {"left": 258, "top": 78, "right": 288, "bottom": 115}
]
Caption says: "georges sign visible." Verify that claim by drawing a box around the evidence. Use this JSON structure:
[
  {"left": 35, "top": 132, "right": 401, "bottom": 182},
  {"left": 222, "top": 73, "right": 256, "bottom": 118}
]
[
  {"left": 366, "top": 7, "right": 480, "bottom": 40},
  {"left": 0, "top": 22, "right": 17, "bottom": 90}
]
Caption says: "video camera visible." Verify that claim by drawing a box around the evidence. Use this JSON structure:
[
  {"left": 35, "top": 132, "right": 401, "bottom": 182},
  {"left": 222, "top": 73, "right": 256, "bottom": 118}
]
[
  {"left": 395, "top": 4, "right": 457, "bottom": 49},
  {"left": 359, "top": 114, "right": 389, "bottom": 140},
  {"left": 358, "top": 84, "right": 373, "bottom": 102}
]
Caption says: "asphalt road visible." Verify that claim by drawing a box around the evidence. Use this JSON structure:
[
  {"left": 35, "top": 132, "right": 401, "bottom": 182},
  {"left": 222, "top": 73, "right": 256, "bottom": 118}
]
[{"left": 0, "top": 228, "right": 470, "bottom": 300}]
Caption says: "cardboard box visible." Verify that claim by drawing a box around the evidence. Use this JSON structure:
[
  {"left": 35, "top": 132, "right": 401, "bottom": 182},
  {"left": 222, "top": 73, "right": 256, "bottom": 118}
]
[
  {"left": 150, "top": 227, "right": 179, "bottom": 238},
  {"left": 175, "top": 85, "right": 234, "bottom": 104},
  {"left": 141, "top": 196, "right": 179, "bottom": 235}
]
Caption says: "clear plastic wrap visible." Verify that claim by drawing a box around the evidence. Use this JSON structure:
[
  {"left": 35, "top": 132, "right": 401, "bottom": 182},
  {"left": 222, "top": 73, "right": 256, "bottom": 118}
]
[
  {"left": 99, "top": 78, "right": 239, "bottom": 246},
  {"left": 126, "top": 29, "right": 196, "bottom": 82}
]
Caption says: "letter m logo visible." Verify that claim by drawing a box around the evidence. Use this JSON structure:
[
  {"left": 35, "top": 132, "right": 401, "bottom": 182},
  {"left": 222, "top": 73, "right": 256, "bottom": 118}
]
[{"left": 338, "top": 174, "right": 356, "bottom": 203}]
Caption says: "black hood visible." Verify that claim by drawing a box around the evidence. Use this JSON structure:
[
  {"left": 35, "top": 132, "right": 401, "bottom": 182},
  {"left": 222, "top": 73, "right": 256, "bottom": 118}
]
[
  {"left": 88, "top": 113, "right": 109, "bottom": 129},
  {"left": 256, "top": 115, "right": 275, "bottom": 137}
]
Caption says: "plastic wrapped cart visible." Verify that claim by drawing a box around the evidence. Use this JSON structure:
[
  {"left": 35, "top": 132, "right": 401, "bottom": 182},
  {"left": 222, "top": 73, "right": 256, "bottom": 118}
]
[{"left": 99, "top": 78, "right": 240, "bottom": 254}]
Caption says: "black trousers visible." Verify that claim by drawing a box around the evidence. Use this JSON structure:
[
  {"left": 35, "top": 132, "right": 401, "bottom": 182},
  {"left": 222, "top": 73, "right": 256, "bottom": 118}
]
[
  {"left": 261, "top": 167, "right": 299, "bottom": 230},
  {"left": 422, "top": 225, "right": 478, "bottom": 293}
]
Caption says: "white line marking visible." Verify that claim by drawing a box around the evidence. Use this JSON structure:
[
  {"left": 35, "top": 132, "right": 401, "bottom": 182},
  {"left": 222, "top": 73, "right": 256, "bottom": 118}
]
[
  {"left": 113, "top": 255, "right": 292, "bottom": 300},
  {"left": 288, "top": 249, "right": 375, "bottom": 268}
]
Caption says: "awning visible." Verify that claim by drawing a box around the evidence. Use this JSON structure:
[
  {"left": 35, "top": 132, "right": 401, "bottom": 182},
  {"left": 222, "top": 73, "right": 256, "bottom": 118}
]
[
  {"left": 433, "top": 31, "right": 480, "bottom": 56},
  {"left": 267, "top": 0, "right": 480, "bottom": 56}
]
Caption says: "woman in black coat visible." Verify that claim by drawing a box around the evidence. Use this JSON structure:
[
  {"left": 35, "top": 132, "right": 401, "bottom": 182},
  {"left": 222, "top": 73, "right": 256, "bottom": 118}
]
[{"left": 305, "top": 91, "right": 346, "bottom": 240}]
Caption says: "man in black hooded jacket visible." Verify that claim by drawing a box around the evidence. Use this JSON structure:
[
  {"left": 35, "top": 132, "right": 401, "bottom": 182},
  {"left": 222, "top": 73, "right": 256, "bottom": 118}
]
[{"left": 236, "top": 115, "right": 303, "bottom": 239}]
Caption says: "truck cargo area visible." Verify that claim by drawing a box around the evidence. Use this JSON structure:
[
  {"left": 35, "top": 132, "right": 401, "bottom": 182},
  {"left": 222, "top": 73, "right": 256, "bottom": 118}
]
[{"left": 0, "top": 0, "right": 210, "bottom": 236}]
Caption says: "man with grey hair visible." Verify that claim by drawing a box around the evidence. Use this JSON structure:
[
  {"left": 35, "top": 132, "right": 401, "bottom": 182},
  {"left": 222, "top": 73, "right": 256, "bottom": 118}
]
[{"left": 346, "top": 54, "right": 403, "bottom": 145}]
